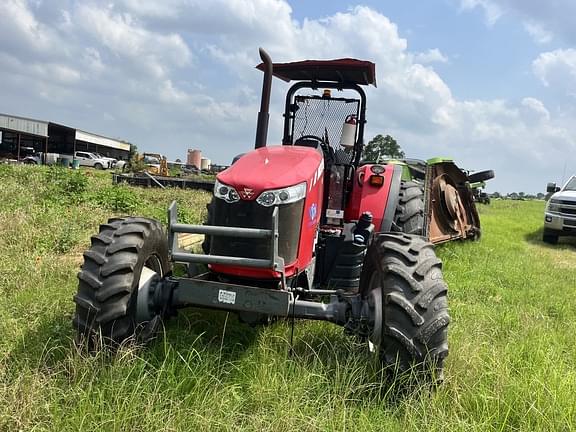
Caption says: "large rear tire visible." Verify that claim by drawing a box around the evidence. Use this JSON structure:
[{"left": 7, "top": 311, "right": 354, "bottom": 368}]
[
  {"left": 393, "top": 181, "right": 425, "bottom": 235},
  {"left": 361, "top": 233, "right": 449, "bottom": 379},
  {"left": 73, "top": 217, "right": 170, "bottom": 348}
]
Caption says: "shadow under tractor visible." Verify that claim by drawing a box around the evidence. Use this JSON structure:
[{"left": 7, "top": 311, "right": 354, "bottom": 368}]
[{"left": 73, "top": 48, "right": 493, "bottom": 381}]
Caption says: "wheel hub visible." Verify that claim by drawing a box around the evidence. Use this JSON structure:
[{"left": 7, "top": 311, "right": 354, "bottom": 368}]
[
  {"left": 367, "top": 278, "right": 383, "bottom": 353},
  {"left": 136, "top": 266, "right": 161, "bottom": 323}
]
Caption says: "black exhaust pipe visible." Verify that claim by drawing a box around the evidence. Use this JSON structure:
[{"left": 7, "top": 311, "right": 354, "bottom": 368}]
[{"left": 255, "top": 48, "right": 273, "bottom": 149}]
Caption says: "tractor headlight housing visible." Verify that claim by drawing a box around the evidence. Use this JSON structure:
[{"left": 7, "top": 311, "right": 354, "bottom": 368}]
[
  {"left": 256, "top": 182, "right": 306, "bottom": 207},
  {"left": 214, "top": 179, "right": 240, "bottom": 203}
]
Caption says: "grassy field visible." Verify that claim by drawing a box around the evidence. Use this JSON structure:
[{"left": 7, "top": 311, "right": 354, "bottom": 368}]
[{"left": 1, "top": 164, "right": 576, "bottom": 431}]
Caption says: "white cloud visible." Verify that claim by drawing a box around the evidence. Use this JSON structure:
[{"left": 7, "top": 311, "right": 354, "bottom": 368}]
[
  {"left": 523, "top": 21, "right": 552, "bottom": 45},
  {"left": 0, "top": 0, "right": 574, "bottom": 192},
  {"left": 0, "top": 0, "right": 66, "bottom": 59},
  {"left": 533, "top": 49, "right": 576, "bottom": 93},
  {"left": 413, "top": 49, "right": 449, "bottom": 64},
  {"left": 119, "top": 0, "right": 295, "bottom": 44},
  {"left": 459, "top": 0, "right": 502, "bottom": 25},
  {"left": 521, "top": 97, "right": 550, "bottom": 122},
  {"left": 459, "top": 0, "right": 576, "bottom": 44},
  {"left": 75, "top": 3, "right": 192, "bottom": 78}
]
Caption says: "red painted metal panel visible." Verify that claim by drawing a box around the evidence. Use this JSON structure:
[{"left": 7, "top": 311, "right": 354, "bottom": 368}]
[
  {"left": 345, "top": 164, "right": 395, "bottom": 229},
  {"left": 256, "top": 59, "right": 376, "bottom": 86},
  {"left": 211, "top": 145, "right": 324, "bottom": 279}
]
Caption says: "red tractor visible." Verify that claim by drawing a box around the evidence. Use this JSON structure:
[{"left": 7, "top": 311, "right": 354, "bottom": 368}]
[{"left": 73, "top": 49, "right": 467, "bottom": 380}]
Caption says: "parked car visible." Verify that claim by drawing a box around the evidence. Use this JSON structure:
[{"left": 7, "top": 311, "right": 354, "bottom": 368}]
[
  {"left": 73, "top": 151, "right": 110, "bottom": 169},
  {"left": 543, "top": 175, "right": 576, "bottom": 244},
  {"left": 114, "top": 160, "right": 127, "bottom": 170},
  {"left": 94, "top": 153, "right": 118, "bottom": 168},
  {"left": 20, "top": 147, "right": 41, "bottom": 164}
]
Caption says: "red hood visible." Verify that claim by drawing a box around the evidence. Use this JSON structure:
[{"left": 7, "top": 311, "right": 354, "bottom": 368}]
[{"left": 217, "top": 145, "right": 323, "bottom": 199}]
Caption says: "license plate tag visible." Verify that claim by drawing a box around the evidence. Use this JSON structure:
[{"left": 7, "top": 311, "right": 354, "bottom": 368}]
[{"left": 218, "top": 289, "right": 237, "bottom": 304}]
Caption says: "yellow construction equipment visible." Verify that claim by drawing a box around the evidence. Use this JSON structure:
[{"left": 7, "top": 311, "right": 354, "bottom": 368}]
[{"left": 139, "top": 152, "right": 169, "bottom": 177}]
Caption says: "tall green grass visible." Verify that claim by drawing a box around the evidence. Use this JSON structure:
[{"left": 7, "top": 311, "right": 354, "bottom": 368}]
[{"left": 1, "top": 165, "right": 575, "bottom": 431}]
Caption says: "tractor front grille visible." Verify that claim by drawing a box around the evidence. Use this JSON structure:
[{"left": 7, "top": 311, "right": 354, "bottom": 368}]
[{"left": 210, "top": 199, "right": 304, "bottom": 265}]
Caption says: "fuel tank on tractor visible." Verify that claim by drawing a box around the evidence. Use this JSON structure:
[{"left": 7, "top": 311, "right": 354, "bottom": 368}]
[{"left": 209, "top": 145, "right": 324, "bottom": 279}]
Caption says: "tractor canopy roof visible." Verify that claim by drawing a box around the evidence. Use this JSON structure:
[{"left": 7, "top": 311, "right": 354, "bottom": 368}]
[{"left": 256, "top": 58, "right": 376, "bottom": 87}]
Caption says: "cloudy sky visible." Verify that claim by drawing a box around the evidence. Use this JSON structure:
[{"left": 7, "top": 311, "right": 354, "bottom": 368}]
[{"left": 1, "top": 0, "right": 575, "bottom": 193}]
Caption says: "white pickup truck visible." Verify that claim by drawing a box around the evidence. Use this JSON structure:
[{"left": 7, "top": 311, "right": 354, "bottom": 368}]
[
  {"left": 73, "top": 151, "right": 111, "bottom": 169},
  {"left": 543, "top": 175, "right": 576, "bottom": 244}
]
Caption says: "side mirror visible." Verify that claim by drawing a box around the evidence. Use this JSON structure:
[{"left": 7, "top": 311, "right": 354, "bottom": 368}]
[{"left": 546, "top": 182, "right": 560, "bottom": 193}]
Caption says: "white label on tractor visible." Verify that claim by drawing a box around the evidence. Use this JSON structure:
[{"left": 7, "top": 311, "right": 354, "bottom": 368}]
[
  {"left": 218, "top": 289, "right": 236, "bottom": 305},
  {"left": 326, "top": 209, "right": 344, "bottom": 219}
]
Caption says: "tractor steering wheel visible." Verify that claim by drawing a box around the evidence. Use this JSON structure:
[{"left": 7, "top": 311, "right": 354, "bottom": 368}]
[
  {"left": 294, "top": 135, "right": 334, "bottom": 163},
  {"left": 294, "top": 135, "right": 325, "bottom": 146}
]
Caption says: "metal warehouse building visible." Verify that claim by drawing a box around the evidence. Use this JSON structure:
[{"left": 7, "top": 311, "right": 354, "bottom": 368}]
[{"left": 0, "top": 113, "right": 131, "bottom": 162}]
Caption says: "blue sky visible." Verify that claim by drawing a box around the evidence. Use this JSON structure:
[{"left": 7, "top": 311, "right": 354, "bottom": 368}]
[{"left": 1, "top": 0, "right": 575, "bottom": 193}]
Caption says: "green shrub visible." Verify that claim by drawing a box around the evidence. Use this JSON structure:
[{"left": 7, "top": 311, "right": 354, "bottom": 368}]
[
  {"left": 52, "top": 225, "right": 78, "bottom": 254},
  {"left": 36, "top": 224, "right": 79, "bottom": 254},
  {"left": 169, "top": 166, "right": 182, "bottom": 177},
  {"left": 126, "top": 155, "right": 147, "bottom": 173},
  {"left": 43, "top": 167, "right": 88, "bottom": 203},
  {"left": 92, "top": 185, "right": 139, "bottom": 213},
  {"left": 178, "top": 205, "right": 198, "bottom": 224}
]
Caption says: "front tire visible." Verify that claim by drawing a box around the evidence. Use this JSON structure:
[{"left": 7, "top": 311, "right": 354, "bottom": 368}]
[
  {"left": 361, "top": 233, "right": 450, "bottom": 379},
  {"left": 393, "top": 181, "right": 424, "bottom": 235},
  {"left": 94, "top": 163, "right": 103, "bottom": 170},
  {"left": 73, "top": 217, "right": 170, "bottom": 348}
]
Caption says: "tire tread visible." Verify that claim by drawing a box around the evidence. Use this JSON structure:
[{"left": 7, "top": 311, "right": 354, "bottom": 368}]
[
  {"left": 72, "top": 217, "right": 169, "bottom": 348},
  {"left": 360, "top": 233, "right": 450, "bottom": 376}
]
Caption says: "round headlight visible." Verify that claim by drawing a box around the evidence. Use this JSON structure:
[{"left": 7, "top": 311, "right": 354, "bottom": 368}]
[
  {"left": 259, "top": 191, "right": 276, "bottom": 206},
  {"left": 218, "top": 186, "right": 228, "bottom": 196},
  {"left": 228, "top": 189, "right": 239, "bottom": 202},
  {"left": 279, "top": 191, "right": 289, "bottom": 201}
]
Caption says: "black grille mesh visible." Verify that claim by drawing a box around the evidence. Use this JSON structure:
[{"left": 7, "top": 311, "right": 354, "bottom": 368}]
[
  {"left": 211, "top": 199, "right": 304, "bottom": 265},
  {"left": 292, "top": 95, "right": 359, "bottom": 164}
]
